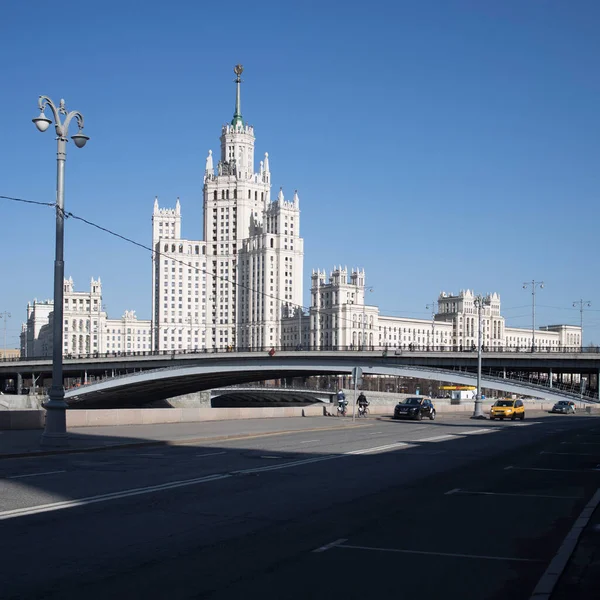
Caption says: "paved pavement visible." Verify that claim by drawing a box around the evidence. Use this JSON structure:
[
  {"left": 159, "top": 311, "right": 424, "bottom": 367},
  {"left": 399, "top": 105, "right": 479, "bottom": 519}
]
[{"left": 1, "top": 411, "right": 600, "bottom": 599}]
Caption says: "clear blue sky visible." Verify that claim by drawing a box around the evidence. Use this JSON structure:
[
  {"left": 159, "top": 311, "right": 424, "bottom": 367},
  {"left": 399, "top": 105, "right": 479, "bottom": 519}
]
[{"left": 2, "top": 0, "right": 600, "bottom": 349}]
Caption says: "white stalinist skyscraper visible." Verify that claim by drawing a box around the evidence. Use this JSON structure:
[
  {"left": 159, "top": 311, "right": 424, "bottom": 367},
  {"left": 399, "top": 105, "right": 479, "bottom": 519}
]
[{"left": 152, "top": 65, "right": 303, "bottom": 351}]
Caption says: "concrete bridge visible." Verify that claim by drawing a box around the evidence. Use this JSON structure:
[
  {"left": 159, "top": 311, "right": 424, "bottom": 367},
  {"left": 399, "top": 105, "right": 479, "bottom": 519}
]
[
  {"left": 1, "top": 349, "right": 598, "bottom": 407},
  {"left": 57, "top": 352, "right": 597, "bottom": 407}
]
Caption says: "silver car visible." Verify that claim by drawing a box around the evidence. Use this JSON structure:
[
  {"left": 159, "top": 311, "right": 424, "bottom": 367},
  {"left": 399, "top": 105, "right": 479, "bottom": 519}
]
[{"left": 551, "top": 400, "right": 576, "bottom": 414}]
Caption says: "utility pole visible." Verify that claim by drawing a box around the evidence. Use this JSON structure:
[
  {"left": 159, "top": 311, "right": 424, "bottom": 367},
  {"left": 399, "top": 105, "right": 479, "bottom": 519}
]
[
  {"left": 573, "top": 299, "right": 591, "bottom": 351},
  {"left": 523, "top": 280, "right": 544, "bottom": 351},
  {"left": 472, "top": 295, "right": 488, "bottom": 419},
  {"left": 426, "top": 301, "right": 438, "bottom": 350},
  {"left": 0, "top": 311, "right": 11, "bottom": 359}
]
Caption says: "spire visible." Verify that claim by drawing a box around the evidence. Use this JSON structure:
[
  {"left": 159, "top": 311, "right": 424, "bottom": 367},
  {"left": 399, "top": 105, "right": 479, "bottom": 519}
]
[
  {"left": 153, "top": 196, "right": 159, "bottom": 213},
  {"left": 231, "top": 64, "right": 244, "bottom": 127},
  {"left": 264, "top": 152, "right": 270, "bottom": 173},
  {"left": 277, "top": 187, "right": 284, "bottom": 202},
  {"left": 175, "top": 197, "right": 181, "bottom": 214},
  {"left": 293, "top": 190, "right": 299, "bottom": 206}
]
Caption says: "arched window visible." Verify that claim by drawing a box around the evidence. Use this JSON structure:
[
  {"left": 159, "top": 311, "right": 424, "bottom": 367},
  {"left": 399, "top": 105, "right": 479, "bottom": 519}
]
[
  {"left": 171, "top": 244, "right": 176, "bottom": 253},
  {"left": 164, "top": 244, "right": 168, "bottom": 252},
  {"left": 221, "top": 190, "right": 225, "bottom": 199},
  {"left": 226, "top": 190, "right": 229, "bottom": 199},
  {"left": 179, "top": 244, "right": 183, "bottom": 253},
  {"left": 195, "top": 246, "right": 199, "bottom": 254},
  {"left": 261, "top": 192, "right": 264, "bottom": 201},
  {"left": 248, "top": 190, "right": 251, "bottom": 199},
  {"left": 270, "top": 238, "right": 274, "bottom": 248},
  {"left": 234, "top": 189, "right": 237, "bottom": 199},
  {"left": 255, "top": 191, "right": 258, "bottom": 200},
  {"left": 213, "top": 191, "right": 217, "bottom": 200}
]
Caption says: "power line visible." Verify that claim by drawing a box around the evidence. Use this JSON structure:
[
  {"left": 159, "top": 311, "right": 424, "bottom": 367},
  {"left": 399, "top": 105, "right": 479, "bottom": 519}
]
[{"left": 0, "top": 194, "right": 54, "bottom": 208}]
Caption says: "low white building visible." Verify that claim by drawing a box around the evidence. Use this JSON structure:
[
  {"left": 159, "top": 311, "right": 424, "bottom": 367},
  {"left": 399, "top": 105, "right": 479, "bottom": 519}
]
[
  {"left": 280, "top": 268, "right": 581, "bottom": 352},
  {"left": 21, "top": 278, "right": 151, "bottom": 358}
]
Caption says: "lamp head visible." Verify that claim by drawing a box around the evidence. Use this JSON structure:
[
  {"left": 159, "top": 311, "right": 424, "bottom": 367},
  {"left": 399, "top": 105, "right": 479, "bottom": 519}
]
[
  {"left": 32, "top": 113, "right": 52, "bottom": 132},
  {"left": 540, "top": 283, "right": 544, "bottom": 289},
  {"left": 523, "top": 285, "right": 527, "bottom": 289},
  {"left": 71, "top": 131, "right": 89, "bottom": 148}
]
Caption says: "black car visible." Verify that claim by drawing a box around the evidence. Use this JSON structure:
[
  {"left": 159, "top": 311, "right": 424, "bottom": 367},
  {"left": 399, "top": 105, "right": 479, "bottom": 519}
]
[{"left": 393, "top": 397, "right": 436, "bottom": 421}]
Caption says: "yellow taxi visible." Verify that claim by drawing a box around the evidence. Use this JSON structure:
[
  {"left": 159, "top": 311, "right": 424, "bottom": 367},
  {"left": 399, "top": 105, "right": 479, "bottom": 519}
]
[{"left": 489, "top": 398, "right": 525, "bottom": 421}]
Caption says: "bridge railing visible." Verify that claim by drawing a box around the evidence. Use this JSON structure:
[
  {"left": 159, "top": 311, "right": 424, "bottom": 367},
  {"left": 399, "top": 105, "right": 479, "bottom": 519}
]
[{"left": 7, "top": 344, "right": 600, "bottom": 362}]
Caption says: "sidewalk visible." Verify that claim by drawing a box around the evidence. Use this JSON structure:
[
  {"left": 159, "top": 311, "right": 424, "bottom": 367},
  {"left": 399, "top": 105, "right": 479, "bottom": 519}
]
[
  {"left": 0, "top": 415, "right": 363, "bottom": 460},
  {"left": 550, "top": 498, "right": 600, "bottom": 599}
]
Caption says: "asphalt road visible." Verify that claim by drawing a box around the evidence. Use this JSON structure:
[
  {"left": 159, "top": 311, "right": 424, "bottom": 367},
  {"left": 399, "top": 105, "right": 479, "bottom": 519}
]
[{"left": 1, "top": 411, "right": 600, "bottom": 599}]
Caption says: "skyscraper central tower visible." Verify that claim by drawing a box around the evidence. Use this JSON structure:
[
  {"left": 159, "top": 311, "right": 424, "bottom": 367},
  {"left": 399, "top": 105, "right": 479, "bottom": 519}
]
[{"left": 152, "top": 66, "right": 304, "bottom": 351}]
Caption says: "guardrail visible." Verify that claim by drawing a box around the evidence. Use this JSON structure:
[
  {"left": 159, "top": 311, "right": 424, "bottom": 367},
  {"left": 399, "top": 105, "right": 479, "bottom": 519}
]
[{"left": 7, "top": 344, "right": 600, "bottom": 362}]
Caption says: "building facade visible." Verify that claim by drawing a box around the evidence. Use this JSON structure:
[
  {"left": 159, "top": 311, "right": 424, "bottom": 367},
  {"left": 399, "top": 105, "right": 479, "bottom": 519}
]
[
  {"left": 21, "top": 277, "right": 151, "bottom": 358},
  {"left": 151, "top": 65, "right": 304, "bottom": 351},
  {"left": 280, "top": 269, "right": 581, "bottom": 352}
]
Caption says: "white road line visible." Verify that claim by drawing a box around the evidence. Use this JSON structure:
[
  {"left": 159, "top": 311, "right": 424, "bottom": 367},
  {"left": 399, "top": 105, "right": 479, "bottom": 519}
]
[
  {"left": 529, "top": 488, "right": 600, "bottom": 600},
  {"left": 416, "top": 435, "right": 461, "bottom": 442},
  {"left": 335, "top": 543, "right": 542, "bottom": 563},
  {"left": 195, "top": 452, "right": 227, "bottom": 458},
  {"left": 233, "top": 455, "right": 342, "bottom": 474},
  {"left": 0, "top": 473, "right": 231, "bottom": 521},
  {"left": 457, "top": 429, "right": 493, "bottom": 435},
  {"left": 505, "top": 466, "right": 596, "bottom": 473},
  {"left": 561, "top": 441, "right": 600, "bottom": 445},
  {"left": 510, "top": 422, "right": 541, "bottom": 427},
  {"left": 445, "top": 488, "right": 581, "bottom": 500},
  {"left": 347, "top": 442, "right": 409, "bottom": 455},
  {"left": 299, "top": 440, "right": 320, "bottom": 444},
  {"left": 540, "top": 451, "right": 597, "bottom": 457},
  {"left": 312, "top": 538, "right": 348, "bottom": 553},
  {"left": 7, "top": 470, "right": 66, "bottom": 480}
]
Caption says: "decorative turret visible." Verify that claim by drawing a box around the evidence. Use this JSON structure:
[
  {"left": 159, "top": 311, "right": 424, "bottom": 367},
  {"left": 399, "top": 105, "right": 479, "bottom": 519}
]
[
  {"left": 175, "top": 197, "right": 181, "bottom": 214},
  {"left": 153, "top": 196, "right": 159, "bottom": 213},
  {"left": 277, "top": 187, "right": 284, "bottom": 202},
  {"left": 293, "top": 190, "right": 299, "bottom": 207}
]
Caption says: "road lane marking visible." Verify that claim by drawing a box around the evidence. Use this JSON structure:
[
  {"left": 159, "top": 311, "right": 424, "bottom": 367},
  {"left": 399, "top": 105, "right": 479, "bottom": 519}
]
[
  {"left": 445, "top": 488, "right": 582, "bottom": 500},
  {"left": 561, "top": 441, "right": 600, "bottom": 445},
  {"left": 333, "top": 543, "right": 542, "bottom": 563},
  {"left": 347, "top": 442, "right": 410, "bottom": 455},
  {"left": 510, "top": 422, "right": 541, "bottom": 427},
  {"left": 7, "top": 470, "right": 66, "bottom": 480},
  {"left": 457, "top": 429, "right": 493, "bottom": 435},
  {"left": 0, "top": 473, "right": 231, "bottom": 521},
  {"left": 233, "top": 455, "right": 342, "bottom": 474},
  {"left": 540, "top": 451, "right": 597, "bottom": 456},
  {"left": 312, "top": 538, "right": 348, "bottom": 553},
  {"left": 529, "top": 488, "right": 600, "bottom": 600},
  {"left": 195, "top": 452, "right": 227, "bottom": 458},
  {"left": 299, "top": 440, "right": 320, "bottom": 444},
  {"left": 505, "top": 466, "right": 597, "bottom": 473},
  {"left": 416, "top": 435, "right": 461, "bottom": 442}
]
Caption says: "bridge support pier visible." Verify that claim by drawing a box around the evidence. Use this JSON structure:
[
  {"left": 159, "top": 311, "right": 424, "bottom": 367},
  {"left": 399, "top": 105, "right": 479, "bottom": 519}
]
[
  {"left": 17, "top": 373, "right": 22, "bottom": 395},
  {"left": 549, "top": 368, "right": 552, "bottom": 388}
]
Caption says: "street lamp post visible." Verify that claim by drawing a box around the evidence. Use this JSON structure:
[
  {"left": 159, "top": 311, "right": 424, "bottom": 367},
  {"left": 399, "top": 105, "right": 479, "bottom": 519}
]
[
  {"left": 523, "top": 280, "right": 544, "bottom": 351},
  {"left": 33, "top": 96, "right": 89, "bottom": 446},
  {"left": 426, "top": 301, "right": 438, "bottom": 350},
  {"left": 472, "top": 294, "right": 488, "bottom": 419},
  {"left": 0, "top": 311, "right": 10, "bottom": 359},
  {"left": 573, "top": 299, "right": 591, "bottom": 351}
]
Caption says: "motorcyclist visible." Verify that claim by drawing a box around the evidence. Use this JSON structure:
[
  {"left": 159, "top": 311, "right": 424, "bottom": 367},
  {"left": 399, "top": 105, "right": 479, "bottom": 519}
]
[{"left": 357, "top": 392, "right": 369, "bottom": 414}]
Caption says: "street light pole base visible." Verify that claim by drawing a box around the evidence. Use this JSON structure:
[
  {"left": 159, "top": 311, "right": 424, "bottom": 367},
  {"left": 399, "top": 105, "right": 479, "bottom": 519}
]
[{"left": 470, "top": 415, "right": 488, "bottom": 420}]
